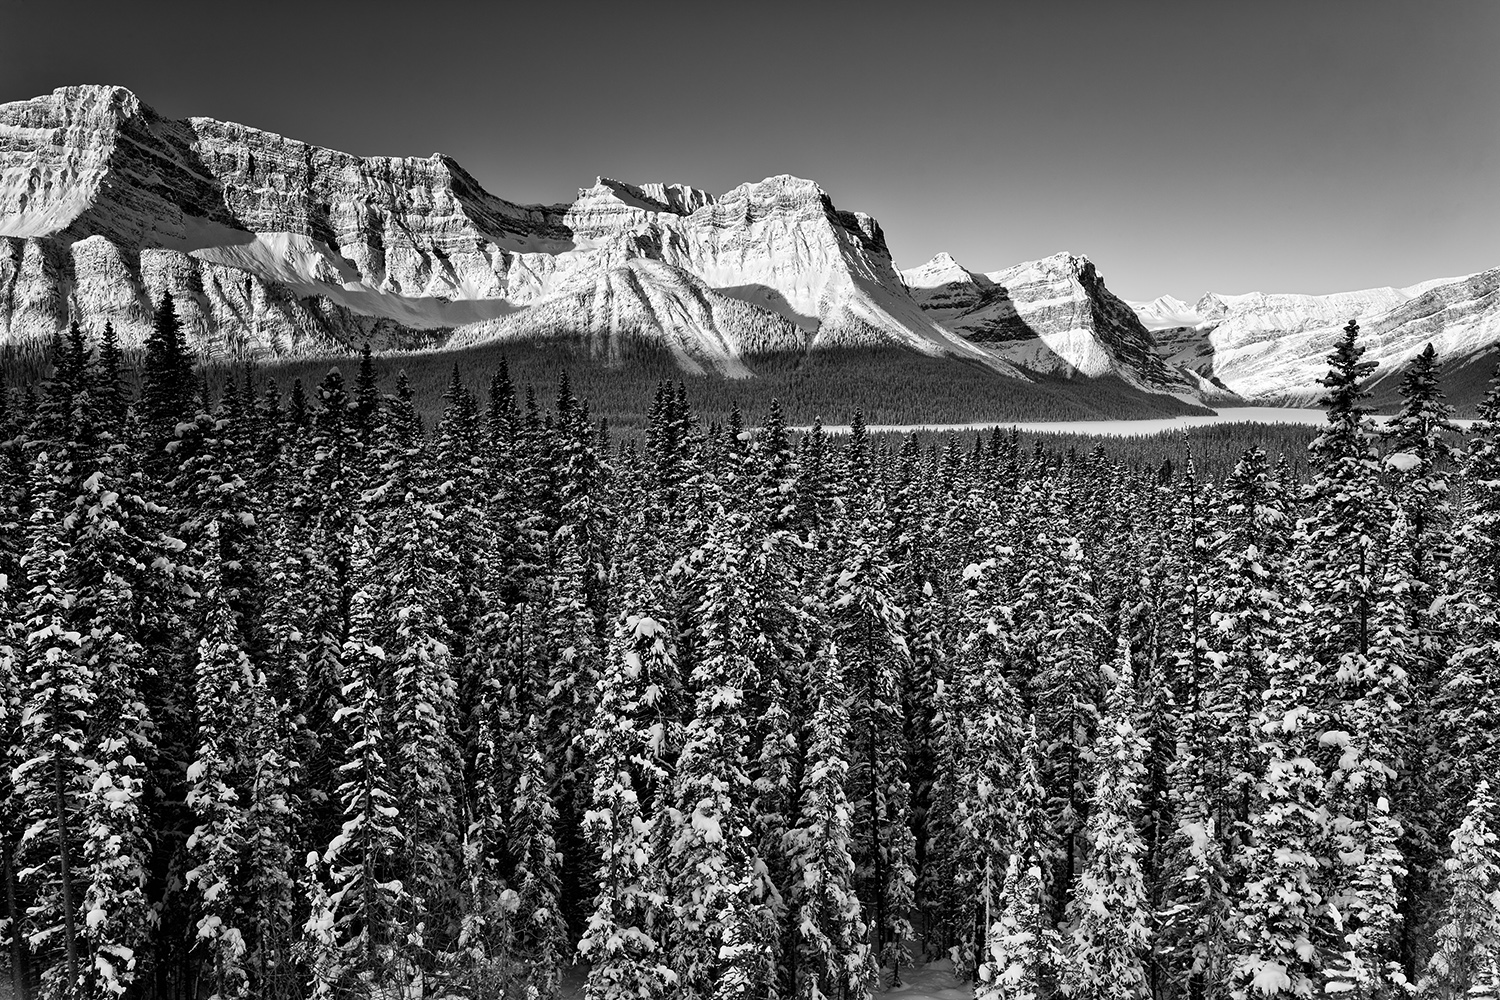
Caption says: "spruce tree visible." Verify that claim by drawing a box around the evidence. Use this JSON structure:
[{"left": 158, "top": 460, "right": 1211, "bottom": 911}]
[
  {"left": 784, "top": 640, "right": 876, "bottom": 999},
  {"left": 668, "top": 508, "right": 776, "bottom": 998},
  {"left": 1305, "top": 319, "right": 1384, "bottom": 660},
  {"left": 579, "top": 609, "right": 676, "bottom": 1000},
  {"left": 1063, "top": 641, "right": 1152, "bottom": 1000},
  {"left": 826, "top": 514, "right": 917, "bottom": 983},
  {"left": 186, "top": 527, "right": 256, "bottom": 1000},
  {"left": 1422, "top": 781, "right": 1500, "bottom": 1000},
  {"left": 141, "top": 289, "right": 195, "bottom": 432}
]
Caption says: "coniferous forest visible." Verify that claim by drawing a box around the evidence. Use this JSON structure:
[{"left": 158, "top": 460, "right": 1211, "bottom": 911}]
[{"left": 3, "top": 297, "right": 1500, "bottom": 1000}]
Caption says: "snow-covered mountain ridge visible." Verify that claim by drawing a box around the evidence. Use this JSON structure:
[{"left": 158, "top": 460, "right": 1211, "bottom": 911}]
[
  {"left": 0, "top": 85, "right": 1017, "bottom": 382},
  {"left": 1129, "top": 274, "right": 1500, "bottom": 402}
]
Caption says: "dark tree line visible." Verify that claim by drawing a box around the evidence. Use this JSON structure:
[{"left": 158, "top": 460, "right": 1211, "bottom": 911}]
[{"left": 1, "top": 304, "right": 1499, "bottom": 1000}]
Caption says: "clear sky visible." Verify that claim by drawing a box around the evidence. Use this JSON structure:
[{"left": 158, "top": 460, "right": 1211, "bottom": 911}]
[{"left": 3, "top": 0, "right": 1497, "bottom": 303}]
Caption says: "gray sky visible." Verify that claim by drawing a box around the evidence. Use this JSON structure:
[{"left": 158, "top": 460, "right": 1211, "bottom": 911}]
[{"left": 3, "top": 0, "right": 1497, "bottom": 302}]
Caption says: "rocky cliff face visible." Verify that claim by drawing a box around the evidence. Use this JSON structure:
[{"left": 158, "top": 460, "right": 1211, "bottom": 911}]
[
  {"left": 2, "top": 86, "right": 1033, "bottom": 383},
  {"left": 1, "top": 85, "right": 1010, "bottom": 377}
]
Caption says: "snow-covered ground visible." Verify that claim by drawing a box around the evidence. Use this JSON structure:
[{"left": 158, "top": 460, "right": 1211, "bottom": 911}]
[
  {"left": 882, "top": 960, "right": 972, "bottom": 1000},
  {"left": 558, "top": 961, "right": 972, "bottom": 999}
]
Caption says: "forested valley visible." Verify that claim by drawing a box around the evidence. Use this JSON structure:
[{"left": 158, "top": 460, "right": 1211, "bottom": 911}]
[{"left": 1, "top": 299, "right": 1498, "bottom": 1000}]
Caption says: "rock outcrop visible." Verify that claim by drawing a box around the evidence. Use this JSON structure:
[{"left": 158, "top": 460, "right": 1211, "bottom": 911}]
[{"left": 0, "top": 84, "right": 1006, "bottom": 379}]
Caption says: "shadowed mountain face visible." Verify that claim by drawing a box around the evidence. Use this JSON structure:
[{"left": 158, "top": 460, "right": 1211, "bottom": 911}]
[
  {"left": 0, "top": 83, "right": 1203, "bottom": 401},
  {"left": 899, "top": 251, "right": 1204, "bottom": 398}
]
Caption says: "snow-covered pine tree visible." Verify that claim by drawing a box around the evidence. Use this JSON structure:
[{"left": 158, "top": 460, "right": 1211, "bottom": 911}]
[
  {"left": 976, "top": 723, "right": 1058, "bottom": 1000},
  {"left": 505, "top": 713, "right": 569, "bottom": 999},
  {"left": 1232, "top": 643, "right": 1332, "bottom": 998},
  {"left": 579, "top": 606, "right": 676, "bottom": 1000},
  {"left": 351, "top": 344, "right": 381, "bottom": 449},
  {"left": 273, "top": 368, "right": 366, "bottom": 848},
  {"left": 1421, "top": 780, "right": 1500, "bottom": 1000},
  {"left": 1063, "top": 639, "right": 1152, "bottom": 1000},
  {"left": 1305, "top": 319, "right": 1385, "bottom": 661},
  {"left": 1439, "top": 366, "right": 1500, "bottom": 841},
  {"left": 827, "top": 512, "right": 918, "bottom": 983},
  {"left": 238, "top": 659, "right": 301, "bottom": 1000},
  {"left": 1384, "top": 342, "right": 1458, "bottom": 551},
  {"left": 1318, "top": 513, "right": 1413, "bottom": 998},
  {"left": 361, "top": 373, "right": 464, "bottom": 970},
  {"left": 1383, "top": 344, "right": 1459, "bottom": 977},
  {"left": 978, "top": 855, "right": 1050, "bottom": 1000},
  {"left": 11, "top": 455, "right": 90, "bottom": 998},
  {"left": 1155, "top": 450, "right": 1273, "bottom": 1000},
  {"left": 944, "top": 551, "right": 1027, "bottom": 981},
  {"left": 1456, "top": 364, "right": 1500, "bottom": 608},
  {"left": 139, "top": 290, "right": 195, "bottom": 445},
  {"left": 0, "top": 387, "right": 30, "bottom": 1000},
  {"left": 784, "top": 638, "right": 876, "bottom": 999},
  {"left": 1016, "top": 530, "right": 1107, "bottom": 925},
  {"left": 66, "top": 346, "right": 164, "bottom": 1000},
  {"left": 1206, "top": 446, "right": 1289, "bottom": 832},
  {"left": 7, "top": 336, "right": 94, "bottom": 997},
  {"left": 92, "top": 321, "right": 126, "bottom": 431},
  {"left": 432, "top": 367, "right": 489, "bottom": 772},
  {"left": 885, "top": 440, "right": 952, "bottom": 959},
  {"left": 667, "top": 505, "right": 776, "bottom": 998},
  {"left": 312, "top": 521, "right": 409, "bottom": 995},
  {"left": 186, "top": 525, "right": 255, "bottom": 1000}
]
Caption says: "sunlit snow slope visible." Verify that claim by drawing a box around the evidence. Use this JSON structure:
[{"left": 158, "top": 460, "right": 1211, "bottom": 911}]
[{"left": 1131, "top": 274, "right": 1500, "bottom": 403}]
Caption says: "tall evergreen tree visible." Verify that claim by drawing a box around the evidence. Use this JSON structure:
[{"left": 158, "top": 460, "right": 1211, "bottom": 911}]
[
  {"left": 1064, "top": 641, "right": 1153, "bottom": 1000},
  {"left": 1421, "top": 781, "right": 1500, "bottom": 1000}
]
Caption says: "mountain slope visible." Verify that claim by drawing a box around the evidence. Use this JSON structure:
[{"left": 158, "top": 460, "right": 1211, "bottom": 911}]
[{"left": 448, "top": 259, "right": 807, "bottom": 376}]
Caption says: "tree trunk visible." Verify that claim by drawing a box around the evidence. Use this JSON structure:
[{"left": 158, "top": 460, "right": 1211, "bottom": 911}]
[
  {"left": 3, "top": 840, "right": 31, "bottom": 1000},
  {"left": 52, "top": 745, "right": 80, "bottom": 990}
]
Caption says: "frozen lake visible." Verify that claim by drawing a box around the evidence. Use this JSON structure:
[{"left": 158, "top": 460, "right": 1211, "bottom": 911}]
[{"left": 809, "top": 407, "right": 1332, "bottom": 437}]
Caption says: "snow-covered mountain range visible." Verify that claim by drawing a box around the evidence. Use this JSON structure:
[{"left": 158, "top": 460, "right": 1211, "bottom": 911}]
[
  {"left": 1130, "top": 275, "right": 1500, "bottom": 402},
  {"left": 2, "top": 84, "right": 1496, "bottom": 407}
]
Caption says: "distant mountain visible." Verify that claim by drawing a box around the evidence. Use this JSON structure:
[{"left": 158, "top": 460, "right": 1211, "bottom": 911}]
[
  {"left": 1130, "top": 274, "right": 1500, "bottom": 405},
  {"left": 1130, "top": 295, "right": 1202, "bottom": 332}
]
